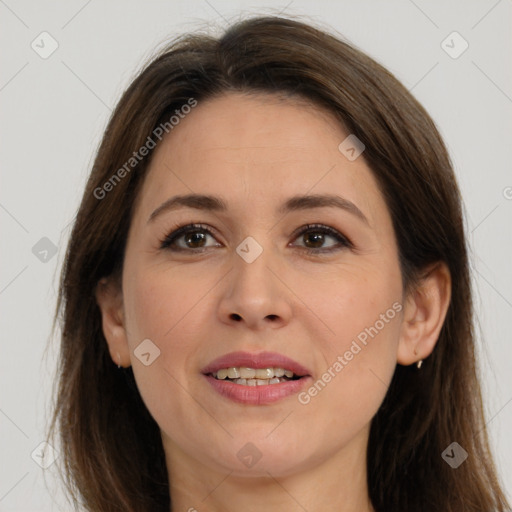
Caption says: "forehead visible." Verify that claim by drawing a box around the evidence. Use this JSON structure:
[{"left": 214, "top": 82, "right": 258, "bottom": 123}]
[
  {"left": 135, "top": 92, "right": 386, "bottom": 226},
  {"left": 154, "top": 92, "right": 347, "bottom": 172}
]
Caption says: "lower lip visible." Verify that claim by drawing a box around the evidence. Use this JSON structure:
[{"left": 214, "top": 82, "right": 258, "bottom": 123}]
[{"left": 204, "top": 375, "right": 311, "bottom": 405}]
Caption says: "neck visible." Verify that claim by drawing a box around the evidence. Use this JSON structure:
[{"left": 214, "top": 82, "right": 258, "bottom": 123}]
[{"left": 164, "top": 426, "right": 375, "bottom": 512}]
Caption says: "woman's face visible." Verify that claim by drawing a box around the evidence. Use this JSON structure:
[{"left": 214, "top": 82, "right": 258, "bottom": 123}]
[{"left": 120, "top": 92, "right": 405, "bottom": 477}]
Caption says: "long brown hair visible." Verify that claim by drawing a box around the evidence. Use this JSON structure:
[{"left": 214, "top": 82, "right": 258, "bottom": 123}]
[{"left": 46, "top": 15, "right": 510, "bottom": 511}]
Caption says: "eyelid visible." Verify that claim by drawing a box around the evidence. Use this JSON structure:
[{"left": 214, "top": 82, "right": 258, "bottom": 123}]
[
  {"left": 159, "top": 222, "right": 219, "bottom": 250},
  {"left": 159, "top": 222, "right": 353, "bottom": 252},
  {"left": 290, "top": 223, "right": 353, "bottom": 249}
]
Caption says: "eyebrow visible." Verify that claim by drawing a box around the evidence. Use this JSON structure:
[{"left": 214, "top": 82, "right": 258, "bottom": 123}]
[{"left": 147, "top": 193, "right": 369, "bottom": 226}]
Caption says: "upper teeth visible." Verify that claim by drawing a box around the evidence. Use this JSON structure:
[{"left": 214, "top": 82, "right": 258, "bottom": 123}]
[{"left": 213, "top": 367, "right": 295, "bottom": 380}]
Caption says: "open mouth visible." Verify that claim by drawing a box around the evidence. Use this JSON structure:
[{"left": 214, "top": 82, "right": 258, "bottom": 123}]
[
  {"left": 201, "top": 351, "right": 312, "bottom": 403},
  {"left": 209, "top": 367, "right": 303, "bottom": 386}
]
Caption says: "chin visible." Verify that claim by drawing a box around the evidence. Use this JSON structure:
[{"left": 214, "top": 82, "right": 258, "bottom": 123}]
[{"left": 202, "top": 437, "right": 313, "bottom": 478}]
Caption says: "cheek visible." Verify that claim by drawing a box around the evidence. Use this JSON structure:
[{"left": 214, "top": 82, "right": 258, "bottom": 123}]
[
  {"left": 296, "top": 317, "right": 401, "bottom": 455},
  {"left": 121, "top": 268, "right": 200, "bottom": 424},
  {"left": 301, "top": 267, "right": 402, "bottom": 419},
  {"left": 312, "top": 263, "right": 402, "bottom": 348},
  {"left": 122, "top": 268, "right": 194, "bottom": 391},
  {"left": 123, "top": 264, "right": 199, "bottom": 344}
]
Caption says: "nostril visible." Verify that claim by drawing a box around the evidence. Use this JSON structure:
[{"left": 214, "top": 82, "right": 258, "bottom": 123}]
[
  {"left": 230, "top": 313, "right": 242, "bottom": 321},
  {"left": 266, "top": 314, "right": 278, "bottom": 321}
]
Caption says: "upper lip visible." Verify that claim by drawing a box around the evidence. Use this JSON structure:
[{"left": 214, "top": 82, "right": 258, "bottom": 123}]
[{"left": 201, "top": 351, "right": 311, "bottom": 377}]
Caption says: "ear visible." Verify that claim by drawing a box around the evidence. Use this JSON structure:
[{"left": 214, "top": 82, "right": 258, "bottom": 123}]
[
  {"left": 95, "top": 277, "right": 131, "bottom": 368},
  {"left": 397, "top": 262, "right": 451, "bottom": 366}
]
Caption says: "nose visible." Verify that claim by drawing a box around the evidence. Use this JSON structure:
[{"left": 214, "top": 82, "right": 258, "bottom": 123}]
[{"left": 217, "top": 244, "right": 293, "bottom": 330}]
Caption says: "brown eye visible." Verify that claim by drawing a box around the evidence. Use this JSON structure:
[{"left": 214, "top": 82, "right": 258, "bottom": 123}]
[
  {"left": 183, "top": 230, "right": 207, "bottom": 248},
  {"left": 160, "top": 224, "right": 220, "bottom": 251},
  {"left": 160, "top": 223, "right": 352, "bottom": 254},
  {"left": 302, "top": 231, "right": 326, "bottom": 248},
  {"left": 291, "top": 224, "right": 352, "bottom": 253}
]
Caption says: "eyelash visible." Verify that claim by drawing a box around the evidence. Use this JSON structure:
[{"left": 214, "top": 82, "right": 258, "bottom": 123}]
[{"left": 159, "top": 223, "right": 353, "bottom": 255}]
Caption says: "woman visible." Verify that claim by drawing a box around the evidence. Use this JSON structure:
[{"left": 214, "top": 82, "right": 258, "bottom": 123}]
[{"left": 47, "top": 15, "right": 511, "bottom": 512}]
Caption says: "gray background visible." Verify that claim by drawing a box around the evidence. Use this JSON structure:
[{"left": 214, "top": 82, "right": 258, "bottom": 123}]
[{"left": 1, "top": 0, "right": 511, "bottom": 510}]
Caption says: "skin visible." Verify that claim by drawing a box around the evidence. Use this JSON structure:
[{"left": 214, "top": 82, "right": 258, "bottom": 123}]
[{"left": 96, "top": 92, "right": 451, "bottom": 512}]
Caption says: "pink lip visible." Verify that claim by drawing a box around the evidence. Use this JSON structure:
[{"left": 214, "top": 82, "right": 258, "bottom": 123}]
[
  {"left": 204, "top": 375, "right": 312, "bottom": 405},
  {"left": 200, "top": 350, "right": 311, "bottom": 376},
  {"left": 201, "top": 351, "right": 312, "bottom": 405}
]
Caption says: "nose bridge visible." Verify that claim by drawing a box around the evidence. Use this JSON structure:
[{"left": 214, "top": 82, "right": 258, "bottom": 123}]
[
  {"left": 235, "top": 237, "right": 274, "bottom": 291},
  {"left": 232, "top": 235, "right": 278, "bottom": 303}
]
